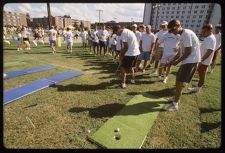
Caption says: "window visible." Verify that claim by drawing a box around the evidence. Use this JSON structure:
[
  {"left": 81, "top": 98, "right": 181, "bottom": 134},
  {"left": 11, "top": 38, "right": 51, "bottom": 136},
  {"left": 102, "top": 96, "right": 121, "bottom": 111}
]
[
  {"left": 198, "top": 20, "right": 201, "bottom": 23},
  {"left": 177, "top": 11, "right": 180, "bottom": 14},
  {"left": 171, "top": 16, "right": 174, "bottom": 18},
  {"left": 191, "top": 25, "right": 194, "bottom": 27},
  {"left": 176, "top": 16, "right": 179, "bottom": 18},
  {"left": 199, "top": 15, "right": 203, "bottom": 18},
  {"left": 171, "top": 11, "right": 174, "bottom": 14},
  {"left": 162, "top": 12, "right": 165, "bottom": 14},
  {"left": 200, "top": 10, "right": 204, "bottom": 13},
  {"left": 182, "top": 11, "right": 185, "bottom": 13},
  {"left": 167, "top": 7, "right": 170, "bottom": 10},
  {"left": 196, "top": 24, "right": 200, "bottom": 27},
  {"left": 194, "top": 11, "right": 197, "bottom": 14},
  {"left": 183, "top": 6, "right": 186, "bottom": 9},
  {"left": 193, "top": 15, "right": 196, "bottom": 18},
  {"left": 202, "top": 5, "right": 205, "bottom": 8},
  {"left": 188, "top": 11, "right": 191, "bottom": 14},
  {"left": 192, "top": 20, "right": 195, "bottom": 23},
  {"left": 186, "top": 20, "right": 189, "bottom": 23},
  {"left": 195, "top": 6, "right": 199, "bottom": 9},
  {"left": 172, "top": 7, "right": 175, "bottom": 10},
  {"left": 187, "top": 16, "right": 190, "bottom": 19},
  {"left": 167, "top": 11, "right": 169, "bottom": 14},
  {"left": 162, "top": 7, "right": 165, "bottom": 10},
  {"left": 181, "top": 16, "right": 184, "bottom": 18}
]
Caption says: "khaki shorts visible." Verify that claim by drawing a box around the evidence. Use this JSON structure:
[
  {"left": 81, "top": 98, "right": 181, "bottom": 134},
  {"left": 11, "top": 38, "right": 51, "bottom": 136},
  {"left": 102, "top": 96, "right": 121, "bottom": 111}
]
[{"left": 154, "top": 47, "right": 163, "bottom": 61}]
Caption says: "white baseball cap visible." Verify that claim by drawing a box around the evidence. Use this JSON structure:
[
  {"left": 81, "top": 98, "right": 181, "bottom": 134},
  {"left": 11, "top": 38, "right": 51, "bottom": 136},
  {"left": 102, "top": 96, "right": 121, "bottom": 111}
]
[
  {"left": 132, "top": 24, "right": 137, "bottom": 28},
  {"left": 161, "top": 21, "right": 168, "bottom": 25}
]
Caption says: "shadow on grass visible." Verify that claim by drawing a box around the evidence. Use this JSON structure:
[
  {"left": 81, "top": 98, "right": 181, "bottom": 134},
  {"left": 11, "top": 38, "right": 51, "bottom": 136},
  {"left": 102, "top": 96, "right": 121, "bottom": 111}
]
[
  {"left": 199, "top": 108, "right": 221, "bottom": 113},
  {"left": 127, "top": 87, "right": 176, "bottom": 98},
  {"left": 23, "top": 51, "right": 53, "bottom": 54},
  {"left": 69, "top": 100, "right": 165, "bottom": 118},
  {"left": 201, "top": 122, "right": 221, "bottom": 133},
  {"left": 51, "top": 80, "right": 120, "bottom": 91}
]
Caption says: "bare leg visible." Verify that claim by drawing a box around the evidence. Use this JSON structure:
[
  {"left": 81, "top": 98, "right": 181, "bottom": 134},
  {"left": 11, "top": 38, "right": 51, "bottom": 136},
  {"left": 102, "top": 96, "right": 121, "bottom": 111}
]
[
  {"left": 158, "top": 63, "right": 165, "bottom": 76},
  {"left": 198, "top": 72, "right": 206, "bottom": 87},
  {"left": 174, "top": 81, "right": 186, "bottom": 103},
  {"left": 120, "top": 66, "right": 127, "bottom": 84}
]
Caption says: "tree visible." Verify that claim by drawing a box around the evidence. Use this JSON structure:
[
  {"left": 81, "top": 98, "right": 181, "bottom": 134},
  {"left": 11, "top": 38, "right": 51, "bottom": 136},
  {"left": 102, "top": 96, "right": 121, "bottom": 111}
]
[
  {"left": 80, "top": 21, "right": 84, "bottom": 29},
  {"left": 63, "top": 15, "right": 71, "bottom": 18}
]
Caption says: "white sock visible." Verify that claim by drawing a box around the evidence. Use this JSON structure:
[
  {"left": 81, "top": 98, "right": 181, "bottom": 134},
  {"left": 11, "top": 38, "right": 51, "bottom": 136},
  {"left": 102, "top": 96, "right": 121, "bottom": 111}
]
[{"left": 172, "top": 101, "right": 178, "bottom": 106}]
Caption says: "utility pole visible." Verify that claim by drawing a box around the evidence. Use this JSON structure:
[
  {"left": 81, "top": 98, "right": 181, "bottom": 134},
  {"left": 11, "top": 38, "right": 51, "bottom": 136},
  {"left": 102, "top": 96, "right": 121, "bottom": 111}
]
[
  {"left": 96, "top": 9, "right": 103, "bottom": 24},
  {"left": 47, "top": 3, "right": 51, "bottom": 29}
]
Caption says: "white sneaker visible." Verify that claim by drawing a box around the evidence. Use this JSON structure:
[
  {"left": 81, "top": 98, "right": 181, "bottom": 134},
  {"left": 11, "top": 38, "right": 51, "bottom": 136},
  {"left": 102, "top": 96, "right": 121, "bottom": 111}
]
[
  {"left": 188, "top": 87, "right": 201, "bottom": 93},
  {"left": 163, "top": 77, "right": 168, "bottom": 84},
  {"left": 164, "top": 103, "right": 178, "bottom": 111},
  {"left": 142, "top": 69, "right": 145, "bottom": 74},
  {"left": 121, "top": 83, "right": 126, "bottom": 88},
  {"left": 130, "top": 80, "right": 135, "bottom": 84},
  {"left": 17, "top": 48, "right": 20, "bottom": 51},
  {"left": 157, "top": 76, "right": 164, "bottom": 81}
]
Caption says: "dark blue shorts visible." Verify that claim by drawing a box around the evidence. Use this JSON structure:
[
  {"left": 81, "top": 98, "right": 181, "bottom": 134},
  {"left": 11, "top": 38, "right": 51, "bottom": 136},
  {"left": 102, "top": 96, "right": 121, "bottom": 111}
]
[
  {"left": 93, "top": 41, "right": 99, "bottom": 46},
  {"left": 99, "top": 40, "right": 106, "bottom": 47},
  {"left": 50, "top": 40, "right": 56, "bottom": 46},
  {"left": 137, "top": 52, "right": 150, "bottom": 60}
]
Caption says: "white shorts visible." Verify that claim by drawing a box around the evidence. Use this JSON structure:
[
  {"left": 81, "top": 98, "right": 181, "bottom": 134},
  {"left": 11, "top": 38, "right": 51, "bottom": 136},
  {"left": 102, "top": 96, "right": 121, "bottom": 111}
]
[{"left": 160, "top": 54, "right": 176, "bottom": 64}]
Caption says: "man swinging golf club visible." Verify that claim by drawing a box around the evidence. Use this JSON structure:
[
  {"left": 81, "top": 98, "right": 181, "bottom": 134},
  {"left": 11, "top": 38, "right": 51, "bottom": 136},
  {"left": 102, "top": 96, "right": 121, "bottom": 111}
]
[
  {"left": 164, "top": 19, "right": 201, "bottom": 111},
  {"left": 113, "top": 25, "right": 140, "bottom": 88}
]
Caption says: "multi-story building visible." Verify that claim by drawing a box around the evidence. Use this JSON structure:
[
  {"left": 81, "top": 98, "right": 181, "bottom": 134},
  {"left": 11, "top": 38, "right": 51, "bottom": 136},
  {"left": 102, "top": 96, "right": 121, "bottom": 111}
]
[
  {"left": 3, "top": 11, "right": 28, "bottom": 27},
  {"left": 143, "top": 3, "right": 221, "bottom": 35},
  {"left": 32, "top": 17, "right": 50, "bottom": 29},
  {"left": 53, "top": 16, "right": 64, "bottom": 29}
]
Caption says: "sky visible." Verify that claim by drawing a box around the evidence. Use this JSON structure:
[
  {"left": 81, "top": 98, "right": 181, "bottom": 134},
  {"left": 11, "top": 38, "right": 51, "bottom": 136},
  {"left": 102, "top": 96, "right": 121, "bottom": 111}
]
[{"left": 4, "top": 3, "right": 145, "bottom": 23}]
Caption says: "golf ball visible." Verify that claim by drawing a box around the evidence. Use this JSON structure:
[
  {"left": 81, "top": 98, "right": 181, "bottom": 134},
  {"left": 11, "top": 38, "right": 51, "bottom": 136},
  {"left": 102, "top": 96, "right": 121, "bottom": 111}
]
[
  {"left": 115, "top": 128, "right": 120, "bottom": 132},
  {"left": 88, "top": 130, "right": 91, "bottom": 133}
]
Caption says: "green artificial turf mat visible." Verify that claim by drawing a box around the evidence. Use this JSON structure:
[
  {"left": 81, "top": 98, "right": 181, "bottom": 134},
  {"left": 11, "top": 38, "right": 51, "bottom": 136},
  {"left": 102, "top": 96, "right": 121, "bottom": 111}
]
[{"left": 89, "top": 94, "right": 166, "bottom": 148}]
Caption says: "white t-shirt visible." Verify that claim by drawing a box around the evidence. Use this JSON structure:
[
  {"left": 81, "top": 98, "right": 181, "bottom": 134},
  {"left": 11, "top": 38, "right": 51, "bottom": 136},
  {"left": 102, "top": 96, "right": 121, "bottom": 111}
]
[
  {"left": 156, "top": 30, "right": 168, "bottom": 47},
  {"left": 116, "top": 36, "right": 123, "bottom": 51},
  {"left": 141, "top": 32, "right": 156, "bottom": 52},
  {"left": 65, "top": 31, "right": 73, "bottom": 43},
  {"left": 161, "top": 33, "right": 179, "bottom": 56},
  {"left": 110, "top": 34, "right": 117, "bottom": 45},
  {"left": 97, "top": 29, "right": 109, "bottom": 42},
  {"left": 91, "top": 30, "right": 99, "bottom": 42},
  {"left": 200, "top": 34, "right": 216, "bottom": 65},
  {"left": 214, "top": 32, "right": 221, "bottom": 51},
  {"left": 22, "top": 30, "right": 30, "bottom": 38},
  {"left": 179, "top": 29, "right": 201, "bottom": 65},
  {"left": 134, "top": 31, "right": 142, "bottom": 42},
  {"left": 48, "top": 29, "right": 57, "bottom": 40},
  {"left": 120, "top": 28, "right": 140, "bottom": 56},
  {"left": 80, "top": 31, "right": 88, "bottom": 40}
]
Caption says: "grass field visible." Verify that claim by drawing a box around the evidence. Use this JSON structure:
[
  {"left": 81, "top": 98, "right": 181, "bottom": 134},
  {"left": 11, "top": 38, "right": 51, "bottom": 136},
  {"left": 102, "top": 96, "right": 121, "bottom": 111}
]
[{"left": 3, "top": 41, "right": 221, "bottom": 149}]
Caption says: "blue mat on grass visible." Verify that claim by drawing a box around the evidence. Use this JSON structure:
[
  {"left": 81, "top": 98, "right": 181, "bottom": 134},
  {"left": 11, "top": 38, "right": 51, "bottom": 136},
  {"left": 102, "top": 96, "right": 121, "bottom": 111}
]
[
  {"left": 5, "top": 66, "right": 55, "bottom": 79},
  {"left": 4, "top": 71, "right": 82, "bottom": 105}
]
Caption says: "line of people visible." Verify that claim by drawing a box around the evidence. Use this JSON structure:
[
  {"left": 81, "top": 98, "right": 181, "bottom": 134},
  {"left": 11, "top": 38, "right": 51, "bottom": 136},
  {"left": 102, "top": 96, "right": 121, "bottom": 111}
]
[{"left": 111, "top": 19, "right": 221, "bottom": 111}]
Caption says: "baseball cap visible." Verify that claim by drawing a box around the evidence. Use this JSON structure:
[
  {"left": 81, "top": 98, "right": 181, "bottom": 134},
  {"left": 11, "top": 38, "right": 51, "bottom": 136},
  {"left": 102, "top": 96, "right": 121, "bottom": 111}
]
[
  {"left": 161, "top": 21, "right": 168, "bottom": 25},
  {"left": 132, "top": 24, "right": 137, "bottom": 28}
]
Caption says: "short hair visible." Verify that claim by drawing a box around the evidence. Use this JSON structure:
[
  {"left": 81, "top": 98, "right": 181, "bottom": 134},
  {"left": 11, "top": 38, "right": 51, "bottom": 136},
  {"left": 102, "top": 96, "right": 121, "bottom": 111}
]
[
  {"left": 167, "top": 19, "right": 181, "bottom": 31},
  {"left": 202, "top": 24, "right": 213, "bottom": 31},
  {"left": 113, "top": 25, "right": 121, "bottom": 33},
  {"left": 215, "top": 24, "right": 221, "bottom": 29},
  {"left": 66, "top": 27, "right": 70, "bottom": 31}
]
